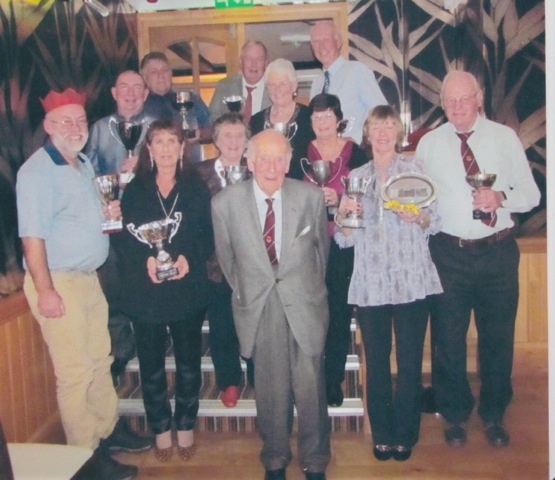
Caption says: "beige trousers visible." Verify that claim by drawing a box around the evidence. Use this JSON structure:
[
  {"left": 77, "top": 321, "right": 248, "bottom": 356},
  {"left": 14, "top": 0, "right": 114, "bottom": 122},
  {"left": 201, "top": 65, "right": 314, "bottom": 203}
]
[{"left": 24, "top": 271, "right": 118, "bottom": 449}]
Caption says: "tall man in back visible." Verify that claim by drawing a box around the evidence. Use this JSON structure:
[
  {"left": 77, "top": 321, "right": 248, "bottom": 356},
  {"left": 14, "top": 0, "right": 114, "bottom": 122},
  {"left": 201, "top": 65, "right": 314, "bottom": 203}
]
[
  {"left": 209, "top": 40, "right": 271, "bottom": 123},
  {"left": 416, "top": 70, "right": 540, "bottom": 448},
  {"left": 309, "top": 20, "right": 386, "bottom": 143},
  {"left": 212, "top": 129, "right": 330, "bottom": 480},
  {"left": 16, "top": 88, "right": 152, "bottom": 480}
]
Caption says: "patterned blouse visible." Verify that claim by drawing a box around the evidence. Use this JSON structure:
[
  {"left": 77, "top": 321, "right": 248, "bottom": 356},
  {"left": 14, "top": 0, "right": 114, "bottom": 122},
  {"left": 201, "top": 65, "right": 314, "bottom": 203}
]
[{"left": 334, "top": 154, "right": 443, "bottom": 307}]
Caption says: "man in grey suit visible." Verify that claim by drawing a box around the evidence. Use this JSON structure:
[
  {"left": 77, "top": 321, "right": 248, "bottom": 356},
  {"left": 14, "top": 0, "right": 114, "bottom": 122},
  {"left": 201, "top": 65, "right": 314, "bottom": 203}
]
[
  {"left": 212, "top": 129, "right": 330, "bottom": 480},
  {"left": 209, "top": 40, "right": 271, "bottom": 123}
]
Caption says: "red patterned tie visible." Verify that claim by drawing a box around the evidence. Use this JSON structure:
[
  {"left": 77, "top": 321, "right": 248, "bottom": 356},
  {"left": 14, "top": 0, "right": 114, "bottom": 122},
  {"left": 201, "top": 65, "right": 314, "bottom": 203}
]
[
  {"left": 457, "top": 132, "right": 496, "bottom": 227},
  {"left": 263, "top": 198, "right": 278, "bottom": 265},
  {"left": 243, "top": 86, "right": 255, "bottom": 123}
]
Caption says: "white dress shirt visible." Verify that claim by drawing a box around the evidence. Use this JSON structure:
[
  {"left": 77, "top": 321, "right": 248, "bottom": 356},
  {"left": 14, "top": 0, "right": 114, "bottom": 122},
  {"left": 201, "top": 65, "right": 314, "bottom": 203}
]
[{"left": 253, "top": 180, "right": 283, "bottom": 261}]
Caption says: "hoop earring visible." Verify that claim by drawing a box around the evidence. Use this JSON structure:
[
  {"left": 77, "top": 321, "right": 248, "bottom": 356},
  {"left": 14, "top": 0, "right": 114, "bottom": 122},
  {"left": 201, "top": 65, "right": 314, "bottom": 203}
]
[
  {"left": 179, "top": 155, "right": 184, "bottom": 170},
  {"left": 150, "top": 153, "right": 154, "bottom": 170}
]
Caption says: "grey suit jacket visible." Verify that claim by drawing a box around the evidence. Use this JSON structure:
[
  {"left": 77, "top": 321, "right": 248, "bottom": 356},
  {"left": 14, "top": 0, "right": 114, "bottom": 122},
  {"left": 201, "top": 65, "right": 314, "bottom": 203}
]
[
  {"left": 211, "top": 178, "right": 330, "bottom": 358},
  {"left": 209, "top": 73, "right": 271, "bottom": 123}
]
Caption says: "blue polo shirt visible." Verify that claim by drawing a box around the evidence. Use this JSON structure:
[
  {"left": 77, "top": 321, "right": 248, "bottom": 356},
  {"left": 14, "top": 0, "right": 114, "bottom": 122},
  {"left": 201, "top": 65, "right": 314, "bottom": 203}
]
[{"left": 16, "top": 142, "right": 109, "bottom": 273}]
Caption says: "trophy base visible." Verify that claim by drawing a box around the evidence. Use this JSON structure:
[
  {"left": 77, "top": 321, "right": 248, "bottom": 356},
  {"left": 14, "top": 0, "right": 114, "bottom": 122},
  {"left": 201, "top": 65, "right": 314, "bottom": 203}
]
[
  {"left": 341, "top": 216, "right": 365, "bottom": 229},
  {"left": 101, "top": 219, "right": 123, "bottom": 234},
  {"left": 156, "top": 266, "right": 178, "bottom": 281}
]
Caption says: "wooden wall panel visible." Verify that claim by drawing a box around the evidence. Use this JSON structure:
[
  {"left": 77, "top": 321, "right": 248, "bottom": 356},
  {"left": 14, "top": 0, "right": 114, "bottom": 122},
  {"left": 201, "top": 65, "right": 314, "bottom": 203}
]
[{"left": 0, "top": 291, "right": 58, "bottom": 443}]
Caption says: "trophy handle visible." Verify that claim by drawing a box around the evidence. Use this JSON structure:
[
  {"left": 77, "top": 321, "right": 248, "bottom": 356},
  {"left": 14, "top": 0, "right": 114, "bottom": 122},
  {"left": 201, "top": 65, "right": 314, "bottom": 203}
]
[
  {"left": 287, "top": 122, "right": 298, "bottom": 140},
  {"left": 166, "top": 212, "right": 182, "bottom": 244},
  {"left": 126, "top": 223, "right": 153, "bottom": 248},
  {"left": 108, "top": 116, "right": 124, "bottom": 148},
  {"left": 300, "top": 158, "right": 317, "bottom": 185}
]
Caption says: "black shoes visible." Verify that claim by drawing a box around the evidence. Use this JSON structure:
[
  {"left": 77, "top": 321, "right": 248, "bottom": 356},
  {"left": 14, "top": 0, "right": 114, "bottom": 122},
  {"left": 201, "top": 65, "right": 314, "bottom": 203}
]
[
  {"left": 373, "top": 444, "right": 411, "bottom": 461},
  {"left": 372, "top": 444, "right": 392, "bottom": 461},
  {"left": 484, "top": 421, "right": 510, "bottom": 447},
  {"left": 326, "top": 383, "right": 344, "bottom": 407},
  {"left": 264, "top": 468, "right": 286, "bottom": 480},
  {"left": 102, "top": 418, "right": 154, "bottom": 454},
  {"left": 72, "top": 446, "right": 138, "bottom": 480},
  {"left": 391, "top": 445, "right": 412, "bottom": 461},
  {"left": 305, "top": 472, "right": 326, "bottom": 479},
  {"left": 444, "top": 423, "right": 467, "bottom": 447}
]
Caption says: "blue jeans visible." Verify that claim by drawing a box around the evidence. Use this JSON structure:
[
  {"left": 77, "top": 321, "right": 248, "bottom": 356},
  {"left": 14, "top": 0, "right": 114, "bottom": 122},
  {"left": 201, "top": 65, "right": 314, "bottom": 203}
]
[{"left": 429, "top": 232, "right": 519, "bottom": 424}]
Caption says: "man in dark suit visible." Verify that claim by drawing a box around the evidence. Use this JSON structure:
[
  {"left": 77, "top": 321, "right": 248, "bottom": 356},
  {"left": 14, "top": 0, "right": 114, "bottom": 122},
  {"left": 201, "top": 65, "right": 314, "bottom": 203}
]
[
  {"left": 212, "top": 129, "right": 330, "bottom": 480},
  {"left": 209, "top": 40, "right": 271, "bottom": 123}
]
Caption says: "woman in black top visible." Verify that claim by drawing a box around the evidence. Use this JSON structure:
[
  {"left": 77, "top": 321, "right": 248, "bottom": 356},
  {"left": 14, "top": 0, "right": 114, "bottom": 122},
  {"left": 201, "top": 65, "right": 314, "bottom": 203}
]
[
  {"left": 249, "top": 58, "right": 314, "bottom": 168},
  {"left": 116, "top": 119, "right": 213, "bottom": 462}
]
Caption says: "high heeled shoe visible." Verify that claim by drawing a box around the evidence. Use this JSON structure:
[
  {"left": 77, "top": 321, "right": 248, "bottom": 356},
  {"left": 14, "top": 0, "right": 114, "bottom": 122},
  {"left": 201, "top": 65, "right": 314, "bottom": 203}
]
[{"left": 153, "top": 445, "right": 173, "bottom": 462}]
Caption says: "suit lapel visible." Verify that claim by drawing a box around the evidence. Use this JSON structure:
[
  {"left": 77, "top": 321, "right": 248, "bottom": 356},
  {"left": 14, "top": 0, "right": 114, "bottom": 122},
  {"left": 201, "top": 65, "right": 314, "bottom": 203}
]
[{"left": 279, "top": 181, "right": 301, "bottom": 266}]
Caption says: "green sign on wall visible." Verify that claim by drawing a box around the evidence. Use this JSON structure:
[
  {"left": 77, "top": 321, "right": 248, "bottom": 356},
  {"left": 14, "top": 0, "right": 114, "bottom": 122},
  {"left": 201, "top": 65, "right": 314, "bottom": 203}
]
[{"left": 214, "top": 0, "right": 254, "bottom": 8}]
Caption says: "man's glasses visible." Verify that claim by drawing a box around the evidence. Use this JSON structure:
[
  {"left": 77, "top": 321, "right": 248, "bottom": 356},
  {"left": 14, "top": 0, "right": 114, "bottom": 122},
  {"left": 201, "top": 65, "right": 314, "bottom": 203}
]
[
  {"left": 442, "top": 92, "right": 479, "bottom": 107},
  {"left": 49, "top": 118, "right": 88, "bottom": 129}
]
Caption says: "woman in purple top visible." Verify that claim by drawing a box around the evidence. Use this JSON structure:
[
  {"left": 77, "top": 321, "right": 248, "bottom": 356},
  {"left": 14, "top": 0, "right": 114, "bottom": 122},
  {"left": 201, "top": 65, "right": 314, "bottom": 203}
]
[{"left": 294, "top": 93, "right": 366, "bottom": 407}]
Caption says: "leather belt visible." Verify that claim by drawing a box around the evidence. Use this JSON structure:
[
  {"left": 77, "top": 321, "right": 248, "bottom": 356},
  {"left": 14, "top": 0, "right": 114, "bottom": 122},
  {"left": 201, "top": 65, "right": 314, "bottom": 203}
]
[{"left": 437, "top": 228, "right": 513, "bottom": 248}]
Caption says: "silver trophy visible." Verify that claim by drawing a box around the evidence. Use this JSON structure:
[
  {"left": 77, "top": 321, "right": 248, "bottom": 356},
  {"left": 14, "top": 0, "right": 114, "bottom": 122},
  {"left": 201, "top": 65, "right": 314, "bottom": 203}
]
[
  {"left": 174, "top": 91, "right": 196, "bottom": 138},
  {"left": 93, "top": 174, "right": 123, "bottom": 233},
  {"left": 127, "top": 213, "right": 182, "bottom": 281},
  {"left": 300, "top": 158, "right": 341, "bottom": 214},
  {"left": 264, "top": 120, "right": 298, "bottom": 140},
  {"left": 222, "top": 95, "right": 244, "bottom": 113},
  {"left": 223, "top": 165, "right": 249, "bottom": 185},
  {"left": 109, "top": 119, "right": 143, "bottom": 183},
  {"left": 340, "top": 176, "right": 372, "bottom": 228},
  {"left": 465, "top": 172, "right": 497, "bottom": 220}
]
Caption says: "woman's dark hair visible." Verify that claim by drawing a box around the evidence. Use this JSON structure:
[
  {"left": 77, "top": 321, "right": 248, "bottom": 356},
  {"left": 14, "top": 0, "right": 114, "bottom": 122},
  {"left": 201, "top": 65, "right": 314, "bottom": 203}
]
[
  {"left": 308, "top": 93, "right": 345, "bottom": 133},
  {"left": 135, "top": 119, "right": 192, "bottom": 183},
  {"left": 361, "top": 105, "right": 405, "bottom": 157}
]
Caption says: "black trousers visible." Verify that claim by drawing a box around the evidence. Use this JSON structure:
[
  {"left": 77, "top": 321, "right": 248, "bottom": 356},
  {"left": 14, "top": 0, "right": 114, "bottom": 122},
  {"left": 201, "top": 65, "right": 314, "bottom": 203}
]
[
  {"left": 97, "top": 245, "right": 136, "bottom": 368},
  {"left": 133, "top": 312, "right": 205, "bottom": 434},
  {"left": 206, "top": 280, "right": 242, "bottom": 389},
  {"left": 358, "top": 300, "right": 428, "bottom": 446},
  {"left": 324, "top": 240, "right": 354, "bottom": 387},
  {"left": 429, "top": 233, "right": 519, "bottom": 424}
]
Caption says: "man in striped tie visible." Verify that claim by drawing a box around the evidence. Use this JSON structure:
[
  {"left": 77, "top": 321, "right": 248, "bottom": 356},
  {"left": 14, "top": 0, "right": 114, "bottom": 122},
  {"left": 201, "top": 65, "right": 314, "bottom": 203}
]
[
  {"left": 212, "top": 130, "right": 331, "bottom": 480},
  {"left": 416, "top": 70, "right": 540, "bottom": 449}
]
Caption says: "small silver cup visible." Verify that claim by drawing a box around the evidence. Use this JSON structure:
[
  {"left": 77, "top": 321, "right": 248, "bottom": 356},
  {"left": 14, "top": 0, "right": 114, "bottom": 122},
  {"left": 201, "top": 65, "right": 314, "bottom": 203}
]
[
  {"left": 223, "top": 165, "right": 248, "bottom": 185},
  {"left": 264, "top": 120, "right": 298, "bottom": 140},
  {"left": 127, "top": 213, "right": 182, "bottom": 281},
  {"left": 340, "top": 176, "right": 372, "bottom": 228},
  {"left": 465, "top": 172, "right": 497, "bottom": 220},
  {"left": 222, "top": 95, "right": 244, "bottom": 113},
  {"left": 93, "top": 174, "right": 123, "bottom": 233}
]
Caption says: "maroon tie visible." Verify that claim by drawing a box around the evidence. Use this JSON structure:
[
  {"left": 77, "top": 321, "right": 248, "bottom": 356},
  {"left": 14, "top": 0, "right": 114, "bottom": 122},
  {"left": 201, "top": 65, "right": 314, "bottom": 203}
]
[
  {"left": 457, "top": 132, "right": 496, "bottom": 227},
  {"left": 243, "top": 86, "right": 255, "bottom": 123},
  {"left": 263, "top": 198, "right": 278, "bottom": 265}
]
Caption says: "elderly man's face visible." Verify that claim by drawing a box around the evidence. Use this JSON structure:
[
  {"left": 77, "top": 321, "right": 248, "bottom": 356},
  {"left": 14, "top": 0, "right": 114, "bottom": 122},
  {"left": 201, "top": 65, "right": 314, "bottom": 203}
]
[
  {"left": 44, "top": 104, "right": 89, "bottom": 158},
  {"left": 240, "top": 43, "right": 267, "bottom": 86},
  {"left": 441, "top": 73, "right": 482, "bottom": 133},
  {"left": 112, "top": 71, "right": 148, "bottom": 119},
  {"left": 142, "top": 59, "right": 172, "bottom": 96},
  {"left": 310, "top": 23, "right": 342, "bottom": 69},
  {"left": 247, "top": 130, "right": 291, "bottom": 197}
]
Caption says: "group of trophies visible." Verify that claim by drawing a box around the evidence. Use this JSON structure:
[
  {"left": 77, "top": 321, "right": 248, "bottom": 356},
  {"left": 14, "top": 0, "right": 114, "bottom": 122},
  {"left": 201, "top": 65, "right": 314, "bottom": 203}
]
[{"left": 93, "top": 91, "right": 496, "bottom": 281}]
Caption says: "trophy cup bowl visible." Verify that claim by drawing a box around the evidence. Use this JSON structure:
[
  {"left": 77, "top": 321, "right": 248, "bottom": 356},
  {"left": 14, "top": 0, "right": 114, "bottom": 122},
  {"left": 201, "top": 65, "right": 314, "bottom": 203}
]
[
  {"left": 264, "top": 120, "right": 298, "bottom": 141},
  {"left": 222, "top": 95, "right": 244, "bottom": 113},
  {"left": 340, "top": 176, "right": 372, "bottom": 228},
  {"left": 93, "top": 174, "right": 123, "bottom": 234},
  {"left": 175, "top": 91, "right": 196, "bottom": 138},
  {"left": 115, "top": 121, "right": 142, "bottom": 183},
  {"left": 223, "top": 165, "right": 248, "bottom": 185},
  {"left": 300, "top": 158, "right": 332, "bottom": 188},
  {"left": 127, "top": 213, "right": 182, "bottom": 281},
  {"left": 465, "top": 172, "right": 497, "bottom": 219}
]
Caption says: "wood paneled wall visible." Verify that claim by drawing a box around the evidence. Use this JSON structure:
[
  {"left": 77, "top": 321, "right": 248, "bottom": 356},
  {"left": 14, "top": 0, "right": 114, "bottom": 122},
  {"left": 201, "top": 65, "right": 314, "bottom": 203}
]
[{"left": 0, "top": 291, "right": 59, "bottom": 443}]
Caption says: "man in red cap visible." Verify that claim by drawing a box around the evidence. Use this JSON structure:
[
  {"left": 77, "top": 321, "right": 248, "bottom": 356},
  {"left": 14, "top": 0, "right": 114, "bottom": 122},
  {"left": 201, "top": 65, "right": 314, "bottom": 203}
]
[{"left": 16, "top": 88, "right": 152, "bottom": 480}]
